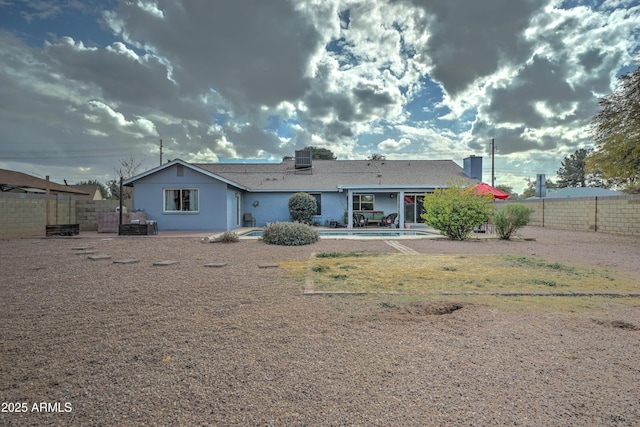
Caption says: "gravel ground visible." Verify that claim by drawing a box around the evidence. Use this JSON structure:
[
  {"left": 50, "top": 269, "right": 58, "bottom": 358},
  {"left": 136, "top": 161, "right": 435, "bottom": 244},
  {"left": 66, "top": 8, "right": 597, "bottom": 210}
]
[{"left": 1, "top": 226, "right": 639, "bottom": 426}]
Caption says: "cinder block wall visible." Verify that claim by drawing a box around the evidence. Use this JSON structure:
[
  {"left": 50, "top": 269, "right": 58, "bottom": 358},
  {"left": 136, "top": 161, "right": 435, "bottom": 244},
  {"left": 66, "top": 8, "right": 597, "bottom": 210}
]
[
  {"left": 49, "top": 194, "right": 76, "bottom": 225},
  {"left": 0, "top": 193, "right": 46, "bottom": 238},
  {"left": 0, "top": 193, "right": 76, "bottom": 238},
  {"left": 498, "top": 194, "right": 640, "bottom": 236},
  {"left": 0, "top": 194, "right": 133, "bottom": 238},
  {"left": 76, "top": 200, "right": 133, "bottom": 231},
  {"left": 595, "top": 196, "right": 640, "bottom": 235}
]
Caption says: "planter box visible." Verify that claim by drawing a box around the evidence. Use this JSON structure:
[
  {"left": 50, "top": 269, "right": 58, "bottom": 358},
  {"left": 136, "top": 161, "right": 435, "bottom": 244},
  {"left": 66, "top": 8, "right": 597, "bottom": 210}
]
[
  {"left": 46, "top": 224, "right": 80, "bottom": 236},
  {"left": 118, "top": 223, "right": 156, "bottom": 236}
]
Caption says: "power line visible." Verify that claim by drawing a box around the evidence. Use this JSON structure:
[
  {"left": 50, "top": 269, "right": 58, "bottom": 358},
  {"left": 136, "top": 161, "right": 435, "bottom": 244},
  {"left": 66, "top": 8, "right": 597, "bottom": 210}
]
[{"left": 0, "top": 149, "right": 151, "bottom": 160}]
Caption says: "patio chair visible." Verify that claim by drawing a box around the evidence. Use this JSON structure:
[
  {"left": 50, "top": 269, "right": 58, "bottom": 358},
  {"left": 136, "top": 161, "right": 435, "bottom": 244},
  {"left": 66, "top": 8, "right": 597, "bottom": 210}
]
[
  {"left": 381, "top": 213, "right": 397, "bottom": 227},
  {"left": 243, "top": 213, "right": 256, "bottom": 227},
  {"left": 353, "top": 213, "right": 368, "bottom": 227},
  {"left": 474, "top": 222, "right": 487, "bottom": 233}
]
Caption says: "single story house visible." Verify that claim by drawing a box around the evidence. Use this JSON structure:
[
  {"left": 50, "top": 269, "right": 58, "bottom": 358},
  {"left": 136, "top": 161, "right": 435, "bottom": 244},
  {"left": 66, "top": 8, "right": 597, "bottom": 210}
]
[
  {"left": 123, "top": 153, "right": 482, "bottom": 231},
  {"left": 540, "top": 187, "right": 622, "bottom": 198},
  {"left": 70, "top": 184, "right": 104, "bottom": 200}
]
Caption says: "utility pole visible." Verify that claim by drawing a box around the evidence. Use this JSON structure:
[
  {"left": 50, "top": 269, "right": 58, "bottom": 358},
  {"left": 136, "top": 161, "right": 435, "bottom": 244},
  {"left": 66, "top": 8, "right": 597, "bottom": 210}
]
[
  {"left": 490, "top": 138, "right": 495, "bottom": 187},
  {"left": 160, "top": 139, "right": 163, "bottom": 166}
]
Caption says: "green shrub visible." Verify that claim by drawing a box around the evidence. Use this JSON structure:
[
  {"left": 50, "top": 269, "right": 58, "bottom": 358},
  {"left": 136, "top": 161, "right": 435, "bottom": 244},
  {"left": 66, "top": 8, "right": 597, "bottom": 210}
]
[
  {"left": 288, "top": 192, "right": 317, "bottom": 224},
  {"left": 420, "top": 181, "right": 494, "bottom": 240},
  {"left": 214, "top": 231, "right": 239, "bottom": 243},
  {"left": 262, "top": 222, "right": 319, "bottom": 246},
  {"left": 493, "top": 203, "right": 534, "bottom": 240}
]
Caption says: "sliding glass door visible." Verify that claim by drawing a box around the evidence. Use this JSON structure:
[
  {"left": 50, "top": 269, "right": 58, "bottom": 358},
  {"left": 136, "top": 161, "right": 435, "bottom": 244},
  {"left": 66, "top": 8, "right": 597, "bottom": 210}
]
[{"left": 403, "top": 194, "right": 426, "bottom": 223}]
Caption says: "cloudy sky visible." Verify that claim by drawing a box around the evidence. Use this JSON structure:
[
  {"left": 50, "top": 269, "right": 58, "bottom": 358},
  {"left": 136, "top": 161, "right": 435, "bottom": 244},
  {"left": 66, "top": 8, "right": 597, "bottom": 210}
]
[{"left": 0, "top": 0, "right": 638, "bottom": 193}]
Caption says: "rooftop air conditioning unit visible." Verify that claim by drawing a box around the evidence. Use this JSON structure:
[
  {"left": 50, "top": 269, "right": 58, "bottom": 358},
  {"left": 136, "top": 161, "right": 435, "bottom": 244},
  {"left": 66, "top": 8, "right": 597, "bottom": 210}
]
[{"left": 294, "top": 150, "right": 312, "bottom": 169}]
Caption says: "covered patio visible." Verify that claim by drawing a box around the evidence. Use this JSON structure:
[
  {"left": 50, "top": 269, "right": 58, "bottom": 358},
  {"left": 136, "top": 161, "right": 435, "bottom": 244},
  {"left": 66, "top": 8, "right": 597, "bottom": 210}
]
[{"left": 340, "top": 185, "right": 440, "bottom": 229}]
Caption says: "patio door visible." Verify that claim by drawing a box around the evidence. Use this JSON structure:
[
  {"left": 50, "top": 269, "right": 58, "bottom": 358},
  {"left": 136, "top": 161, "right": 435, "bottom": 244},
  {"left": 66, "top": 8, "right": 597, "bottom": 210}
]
[{"left": 403, "top": 194, "right": 425, "bottom": 223}]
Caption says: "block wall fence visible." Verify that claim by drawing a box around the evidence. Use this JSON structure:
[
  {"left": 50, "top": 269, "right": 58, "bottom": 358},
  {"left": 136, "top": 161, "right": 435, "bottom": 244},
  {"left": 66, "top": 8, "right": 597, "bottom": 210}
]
[
  {"left": 496, "top": 194, "right": 640, "bottom": 236},
  {"left": 0, "top": 193, "right": 132, "bottom": 239},
  {"left": 75, "top": 199, "right": 133, "bottom": 231}
]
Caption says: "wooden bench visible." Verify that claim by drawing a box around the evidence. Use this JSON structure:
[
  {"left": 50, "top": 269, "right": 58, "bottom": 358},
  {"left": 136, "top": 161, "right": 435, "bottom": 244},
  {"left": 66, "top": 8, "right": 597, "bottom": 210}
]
[{"left": 354, "top": 211, "right": 385, "bottom": 227}]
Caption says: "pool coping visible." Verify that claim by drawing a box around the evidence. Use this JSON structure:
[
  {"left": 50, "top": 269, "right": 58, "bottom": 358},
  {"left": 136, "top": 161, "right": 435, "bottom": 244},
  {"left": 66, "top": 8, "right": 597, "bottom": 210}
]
[
  {"left": 207, "top": 226, "right": 499, "bottom": 241},
  {"left": 240, "top": 230, "right": 441, "bottom": 240}
]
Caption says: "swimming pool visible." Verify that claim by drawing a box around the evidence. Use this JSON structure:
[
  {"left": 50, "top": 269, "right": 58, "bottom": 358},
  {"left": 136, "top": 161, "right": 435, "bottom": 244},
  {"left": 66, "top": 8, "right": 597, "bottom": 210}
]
[{"left": 241, "top": 229, "right": 438, "bottom": 238}]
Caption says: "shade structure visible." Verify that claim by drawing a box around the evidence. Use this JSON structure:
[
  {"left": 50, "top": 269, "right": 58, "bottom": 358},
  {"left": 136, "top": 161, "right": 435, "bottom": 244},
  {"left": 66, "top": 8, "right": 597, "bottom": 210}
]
[{"left": 469, "top": 183, "right": 510, "bottom": 199}]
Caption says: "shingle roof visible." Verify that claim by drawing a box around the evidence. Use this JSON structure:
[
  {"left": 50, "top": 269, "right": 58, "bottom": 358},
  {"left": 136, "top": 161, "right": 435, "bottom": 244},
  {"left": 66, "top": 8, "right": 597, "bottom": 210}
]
[{"left": 194, "top": 159, "right": 473, "bottom": 191}]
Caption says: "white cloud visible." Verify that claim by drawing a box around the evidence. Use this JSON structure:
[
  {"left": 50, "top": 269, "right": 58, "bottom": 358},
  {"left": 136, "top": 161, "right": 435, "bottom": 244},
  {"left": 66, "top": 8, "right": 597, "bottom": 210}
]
[
  {"left": 186, "top": 147, "right": 220, "bottom": 163},
  {"left": 0, "top": 0, "right": 639, "bottom": 193},
  {"left": 136, "top": 0, "right": 165, "bottom": 19},
  {"left": 377, "top": 137, "right": 411, "bottom": 151}
]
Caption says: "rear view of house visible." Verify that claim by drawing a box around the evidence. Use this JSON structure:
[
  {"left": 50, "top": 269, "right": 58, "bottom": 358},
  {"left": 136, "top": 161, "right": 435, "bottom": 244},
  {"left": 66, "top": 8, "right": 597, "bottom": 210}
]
[{"left": 124, "top": 154, "right": 482, "bottom": 231}]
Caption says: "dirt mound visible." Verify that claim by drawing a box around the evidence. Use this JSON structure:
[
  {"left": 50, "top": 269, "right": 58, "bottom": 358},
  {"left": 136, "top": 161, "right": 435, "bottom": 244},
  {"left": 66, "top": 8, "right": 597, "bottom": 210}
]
[
  {"left": 594, "top": 319, "right": 639, "bottom": 330},
  {"left": 380, "top": 301, "right": 464, "bottom": 320}
]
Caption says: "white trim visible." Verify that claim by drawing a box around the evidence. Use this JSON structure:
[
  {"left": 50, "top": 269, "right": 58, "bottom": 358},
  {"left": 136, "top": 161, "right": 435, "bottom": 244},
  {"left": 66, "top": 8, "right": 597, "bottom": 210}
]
[
  {"left": 163, "top": 188, "right": 200, "bottom": 213},
  {"left": 352, "top": 193, "right": 375, "bottom": 211}
]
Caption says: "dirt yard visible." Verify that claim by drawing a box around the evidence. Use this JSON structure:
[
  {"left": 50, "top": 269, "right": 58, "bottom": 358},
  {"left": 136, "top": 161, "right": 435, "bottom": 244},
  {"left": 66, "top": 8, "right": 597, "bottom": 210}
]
[{"left": 1, "top": 226, "right": 639, "bottom": 426}]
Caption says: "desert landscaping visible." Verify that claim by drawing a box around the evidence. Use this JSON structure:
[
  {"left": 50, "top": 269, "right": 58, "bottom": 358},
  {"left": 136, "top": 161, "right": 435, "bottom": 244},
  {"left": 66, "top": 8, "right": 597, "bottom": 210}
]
[{"left": 1, "top": 226, "right": 639, "bottom": 426}]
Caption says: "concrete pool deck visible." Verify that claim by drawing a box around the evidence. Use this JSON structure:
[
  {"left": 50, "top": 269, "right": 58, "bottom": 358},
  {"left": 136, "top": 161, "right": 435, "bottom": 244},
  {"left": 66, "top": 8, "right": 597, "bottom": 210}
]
[
  {"left": 58, "top": 225, "right": 499, "bottom": 241},
  {"left": 209, "top": 225, "right": 500, "bottom": 241}
]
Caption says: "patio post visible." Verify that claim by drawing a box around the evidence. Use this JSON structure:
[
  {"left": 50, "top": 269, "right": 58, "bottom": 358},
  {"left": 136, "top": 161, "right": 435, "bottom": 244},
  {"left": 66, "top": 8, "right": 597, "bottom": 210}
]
[
  {"left": 347, "top": 189, "right": 353, "bottom": 229},
  {"left": 398, "top": 190, "right": 405, "bottom": 229}
]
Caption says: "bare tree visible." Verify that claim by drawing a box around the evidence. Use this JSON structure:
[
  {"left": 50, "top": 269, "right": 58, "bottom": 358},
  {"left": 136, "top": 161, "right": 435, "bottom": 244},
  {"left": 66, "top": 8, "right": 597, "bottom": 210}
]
[{"left": 106, "top": 156, "right": 144, "bottom": 200}]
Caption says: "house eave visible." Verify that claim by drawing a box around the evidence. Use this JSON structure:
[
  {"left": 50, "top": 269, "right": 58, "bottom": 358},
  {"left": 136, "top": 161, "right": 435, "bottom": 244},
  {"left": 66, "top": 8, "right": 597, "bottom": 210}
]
[
  {"left": 337, "top": 184, "right": 450, "bottom": 192},
  {"left": 123, "top": 158, "right": 250, "bottom": 191},
  {"left": 247, "top": 188, "right": 341, "bottom": 193}
]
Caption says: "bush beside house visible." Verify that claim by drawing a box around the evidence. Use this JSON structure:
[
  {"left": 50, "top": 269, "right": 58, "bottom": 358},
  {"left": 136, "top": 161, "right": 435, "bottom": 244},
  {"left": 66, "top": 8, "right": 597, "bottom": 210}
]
[
  {"left": 288, "top": 192, "right": 318, "bottom": 224},
  {"left": 421, "top": 182, "right": 494, "bottom": 240}
]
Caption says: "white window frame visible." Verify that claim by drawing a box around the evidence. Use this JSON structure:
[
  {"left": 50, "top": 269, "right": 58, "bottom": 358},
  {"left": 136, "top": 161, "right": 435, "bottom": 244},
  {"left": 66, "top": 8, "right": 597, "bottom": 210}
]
[
  {"left": 353, "top": 193, "right": 374, "bottom": 211},
  {"left": 163, "top": 188, "right": 199, "bottom": 213}
]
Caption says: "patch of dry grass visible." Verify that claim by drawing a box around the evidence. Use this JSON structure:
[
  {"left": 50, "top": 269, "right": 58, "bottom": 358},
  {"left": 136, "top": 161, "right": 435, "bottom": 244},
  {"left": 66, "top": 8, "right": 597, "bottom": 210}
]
[{"left": 281, "top": 253, "right": 639, "bottom": 312}]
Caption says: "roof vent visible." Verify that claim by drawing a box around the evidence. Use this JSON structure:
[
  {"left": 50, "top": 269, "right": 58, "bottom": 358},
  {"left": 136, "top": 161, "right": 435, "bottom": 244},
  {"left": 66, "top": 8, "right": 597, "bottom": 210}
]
[{"left": 294, "top": 150, "right": 312, "bottom": 169}]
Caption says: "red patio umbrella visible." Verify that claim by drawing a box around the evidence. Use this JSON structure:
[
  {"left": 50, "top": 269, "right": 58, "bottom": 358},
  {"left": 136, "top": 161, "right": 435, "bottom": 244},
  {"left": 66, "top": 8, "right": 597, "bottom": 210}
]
[{"left": 468, "top": 183, "right": 510, "bottom": 199}]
